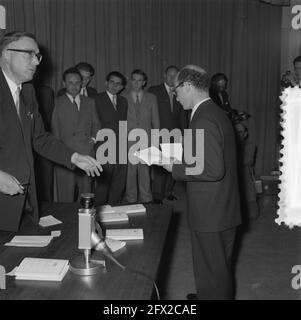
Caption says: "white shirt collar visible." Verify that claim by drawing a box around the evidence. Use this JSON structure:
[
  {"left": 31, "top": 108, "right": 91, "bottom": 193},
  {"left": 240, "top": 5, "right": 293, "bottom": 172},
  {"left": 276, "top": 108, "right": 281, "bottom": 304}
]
[
  {"left": 66, "top": 93, "right": 81, "bottom": 110},
  {"left": 164, "top": 82, "right": 173, "bottom": 94},
  {"left": 2, "top": 70, "right": 22, "bottom": 103},
  {"left": 131, "top": 90, "right": 143, "bottom": 101},
  {"left": 190, "top": 97, "right": 211, "bottom": 122},
  {"left": 106, "top": 90, "right": 115, "bottom": 102}
]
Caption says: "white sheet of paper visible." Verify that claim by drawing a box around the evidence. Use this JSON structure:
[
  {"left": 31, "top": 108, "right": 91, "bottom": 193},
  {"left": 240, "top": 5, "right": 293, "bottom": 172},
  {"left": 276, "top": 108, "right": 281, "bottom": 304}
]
[
  {"left": 39, "top": 215, "right": 62, "bottom": 227},
  {"left": 105, "top": 238, "right": 126, "bottom": 252},
  {"left": 51, "top": 230, "right": 61, "bottom": 238},
  {"left": 134, "top": 146, "right": 162, "bottom": 166},
  {"left": 160, "top": 143, "right": 183, "bottom": 162},
  {"left": 4, "top": 235, "right": 53, "bottom": 247}
]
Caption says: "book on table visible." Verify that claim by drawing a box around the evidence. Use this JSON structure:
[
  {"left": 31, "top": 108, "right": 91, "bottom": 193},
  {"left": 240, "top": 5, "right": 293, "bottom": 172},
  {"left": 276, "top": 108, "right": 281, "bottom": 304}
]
[{"left": 14, "top": 257, "right": 69, "bottom": 281}]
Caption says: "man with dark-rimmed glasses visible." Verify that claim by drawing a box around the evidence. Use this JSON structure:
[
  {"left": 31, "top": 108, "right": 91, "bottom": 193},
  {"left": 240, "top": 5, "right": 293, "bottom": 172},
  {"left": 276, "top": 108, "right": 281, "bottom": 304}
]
[{"left": 0, "top": 31, "right": 102, "bottom": 232}]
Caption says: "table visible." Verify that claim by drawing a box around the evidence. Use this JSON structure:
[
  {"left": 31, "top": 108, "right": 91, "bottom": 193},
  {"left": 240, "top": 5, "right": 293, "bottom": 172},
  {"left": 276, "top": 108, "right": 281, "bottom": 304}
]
[{"left": 0, "top": 203, "right": 172, "bottom": 300}]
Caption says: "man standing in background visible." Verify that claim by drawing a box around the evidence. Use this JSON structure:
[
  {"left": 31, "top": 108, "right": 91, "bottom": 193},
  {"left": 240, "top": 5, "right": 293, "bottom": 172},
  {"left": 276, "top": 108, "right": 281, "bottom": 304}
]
[
  {"left": 52, "top": 67, "right": 100, "bottom": 202},
  {"left": 125, "top": 69, "right": 160, "bottom": 204},
  {"left": 57, "top": 62, "right": 97, "bottom": 98},
  {"left": 149, "top": 65, "right": 187, "bottom": 204},
  {"left": 94, "top": 71, "right": 128, "bottom": 205}
]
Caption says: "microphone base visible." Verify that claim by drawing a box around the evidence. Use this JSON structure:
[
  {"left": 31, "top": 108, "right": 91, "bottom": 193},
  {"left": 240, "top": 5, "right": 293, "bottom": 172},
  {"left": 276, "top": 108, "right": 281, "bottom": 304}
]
[{"left": 69, "top": 254, "right": 105, "bottom": 276}]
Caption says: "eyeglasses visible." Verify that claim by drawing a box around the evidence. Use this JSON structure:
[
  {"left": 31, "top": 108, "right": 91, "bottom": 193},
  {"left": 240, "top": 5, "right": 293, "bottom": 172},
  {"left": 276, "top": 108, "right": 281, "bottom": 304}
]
[
  {"left": 6, "top": 49, "right": 43, "bottom": 63},
  {"left": 173, "top": 81, "right": 184, "bottom": 96}
]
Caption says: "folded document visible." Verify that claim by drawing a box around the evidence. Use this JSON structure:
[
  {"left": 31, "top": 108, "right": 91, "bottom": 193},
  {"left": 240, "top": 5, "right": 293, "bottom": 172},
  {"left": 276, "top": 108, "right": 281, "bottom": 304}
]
[
  {"left": 9, "top": 257, "right": 69, "bottom": 281},
  {"left": 4, "top": 235, "right": 53, "bottom": 247}
]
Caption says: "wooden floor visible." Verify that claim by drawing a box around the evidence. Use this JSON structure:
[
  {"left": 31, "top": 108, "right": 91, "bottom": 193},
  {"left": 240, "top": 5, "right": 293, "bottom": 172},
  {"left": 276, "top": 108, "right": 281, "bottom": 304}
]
[{"left": 158, "top": 182, "right": 301, "bottom": 300}]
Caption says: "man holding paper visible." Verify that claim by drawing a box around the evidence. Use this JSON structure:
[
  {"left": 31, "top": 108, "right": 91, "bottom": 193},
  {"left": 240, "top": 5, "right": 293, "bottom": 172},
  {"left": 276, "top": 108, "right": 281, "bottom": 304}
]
[
  {"left": 160, "top": 65, "right": 241, "bottom": 300},
  {"left": 0, "top": 31, "right": 102, "bottom": 232}
]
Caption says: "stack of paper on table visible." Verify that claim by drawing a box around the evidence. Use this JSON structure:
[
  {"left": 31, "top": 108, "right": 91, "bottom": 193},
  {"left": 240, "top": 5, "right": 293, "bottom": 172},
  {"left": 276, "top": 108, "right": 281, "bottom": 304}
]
[
  {"left": 105, "top": 238, "right": 126, "bottom": 252},
  {"left": 4, "top": 235, "right": 53, "bottom": 247},
  {"left": 39, "top": 215, "right": 62, "bottom": 227},
  {"left": 98, "top": 205, "right": 115, "bottom": 214},
  {"left": 12, "top": 257, "right": 69, "bottom": 281},
  {"left": 111, "top": 204, "right": 146, "bottom": 214},
  {"left": 106, "top": 228, "right": 144, "bottom": 240},
  {"left": 99, "top": 212, "right": 129, "bottom": 223}
]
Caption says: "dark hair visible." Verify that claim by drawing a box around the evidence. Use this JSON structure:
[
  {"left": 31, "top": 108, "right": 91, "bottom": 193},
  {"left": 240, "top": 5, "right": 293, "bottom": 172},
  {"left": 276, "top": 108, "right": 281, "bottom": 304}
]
[
  {"left": 75, "top": 62, "right": 95, "bottom": 76},
  {"left": 106, "top": 71, "right": 127, "bottom": 87},
  {"left": 293, "top": 56, "right": 301, "bottom": 66},
  {"left": 131, "top": 69, "right": 147, "bottom": 83},
  {"left": 165, "top": 65, "right": 179, "bottom": 74},
  {"left": 177, "top": 66, "right": 210, "bottom": 91},
  {"left": 0, "top": 31, "right": 37, "bottom": 54},
  {"left": 63, "top": 67, "right": 83, "bottom": 82},
  {"left": 211, "top": 73, "right": 228, "bottom": 84}
]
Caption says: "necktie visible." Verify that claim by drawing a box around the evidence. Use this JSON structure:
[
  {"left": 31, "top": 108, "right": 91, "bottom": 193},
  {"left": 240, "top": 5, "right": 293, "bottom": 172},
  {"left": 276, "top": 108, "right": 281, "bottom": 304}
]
[
  {"left": 15, "top": 86, "right": 21, "bottom": 119},
  {"left": 73, "top": 97, "right": 79, "bottom": 112},
  {"left": 134, "top": 94, "right": 140, "bottom": 119},
  {"left": 169, "top": 87, "right": 174, "bottom": 112},
  {"left": 112, "top": 95, "right": 117, "bottom": 110}
]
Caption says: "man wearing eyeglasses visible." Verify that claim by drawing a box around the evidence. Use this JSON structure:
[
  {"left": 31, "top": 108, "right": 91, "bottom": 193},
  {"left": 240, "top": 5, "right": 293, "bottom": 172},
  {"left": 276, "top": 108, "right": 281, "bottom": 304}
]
[
  {"left": 160, "top": 65, "right": 241, "bottom": 300},
  {"left": 0, "top": 31, "right": 102, "bottom": 232}
]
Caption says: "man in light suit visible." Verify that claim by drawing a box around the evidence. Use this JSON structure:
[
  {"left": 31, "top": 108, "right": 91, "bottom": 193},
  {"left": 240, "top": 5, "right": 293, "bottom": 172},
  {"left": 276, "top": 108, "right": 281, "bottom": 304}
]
[
  {"left": 94, "top": 71, "right": 128, "bottom": 206},
  {"left": 148, "top": 65, "right": 188, "bottom": 203},
  {"left": 0, "top": 31, "right": 102, "bottom": 232},
  {"left": 52, "top": 67, "right": 100, "bottom": 202},
  {"left": 161, "top": 65, "right": 241, "bottom": 299},
  {"left": 125, "top": 69, "right": 160, "bottom": 203}
]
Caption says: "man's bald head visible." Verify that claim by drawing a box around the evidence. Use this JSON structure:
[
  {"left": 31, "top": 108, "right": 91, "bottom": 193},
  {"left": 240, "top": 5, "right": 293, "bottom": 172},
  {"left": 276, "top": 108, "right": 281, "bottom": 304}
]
[{"left": 176, "top": 64, "right": 210, "bottom": 92}]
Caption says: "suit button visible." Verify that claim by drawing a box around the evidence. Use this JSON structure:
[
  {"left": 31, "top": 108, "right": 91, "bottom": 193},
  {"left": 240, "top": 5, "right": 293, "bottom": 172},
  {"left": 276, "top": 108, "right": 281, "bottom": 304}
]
[{"left": 73, "top": 133, "right": 76, "bottom": 136}]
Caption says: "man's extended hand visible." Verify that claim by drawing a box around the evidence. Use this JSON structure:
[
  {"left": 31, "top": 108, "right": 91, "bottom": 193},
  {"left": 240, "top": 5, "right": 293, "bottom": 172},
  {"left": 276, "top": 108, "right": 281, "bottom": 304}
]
[
  {"left": 0, "top": 171, "right": 24, "bottom": 195},
  {"left": 71, "top": 153, "right": 103, "bottom": 177}
]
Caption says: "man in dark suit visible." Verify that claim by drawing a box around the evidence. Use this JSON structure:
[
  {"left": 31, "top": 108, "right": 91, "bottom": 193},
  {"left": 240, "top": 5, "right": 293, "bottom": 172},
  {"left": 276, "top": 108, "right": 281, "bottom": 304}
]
[
  {"left": 52, "top": 67, "right": 100, "bottom": 202},
  {"left": 57, "top": 62, "right": 97, "bottom": 98},
  {"left": 161, "top": 65, "right": 241, "bottom": 299},
  {"left": 148, "top": 65, "right": 187, "bottom": 203},
  {"left": 0, "top": 31, "right": 102, "bottom": 232},
  {"left": 209, "top": 73, "right": 233, "bottom": 115},
  {"left": 94, "top": 71, "right": 128, "bottom": 205}
]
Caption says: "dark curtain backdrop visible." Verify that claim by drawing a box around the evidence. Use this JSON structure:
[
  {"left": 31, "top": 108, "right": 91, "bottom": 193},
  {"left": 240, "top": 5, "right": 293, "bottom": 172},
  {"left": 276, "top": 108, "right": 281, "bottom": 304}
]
[{"left": 0, "top": 0, "right": 282, "bottom": 176}]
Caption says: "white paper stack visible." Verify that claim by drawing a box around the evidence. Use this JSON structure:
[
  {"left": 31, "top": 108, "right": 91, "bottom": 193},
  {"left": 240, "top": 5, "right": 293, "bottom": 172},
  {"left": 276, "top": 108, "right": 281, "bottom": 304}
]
[
  {"left": 99, "top": 212, "right": 129, "bottom": 223},
  {"left": 98, "top": 205, "right": 115, "bottom": 214},
  {"left": 106, "top": 228, "right": 144, "bottom": 241},
  {"left": 13, "top": 257, "right": 69, "bottom": 281},
  {"left": 39, "top": 215, "right": 62, "bottom": 227},
  {"left": 105, "top": 238, "right": 126, "bottom": 252},
  {"left": 4, "top": 235, "right": 53, "bottom": 247},
  {"left": 111, "top": 204, "right": 146, "bottom": 214}
]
